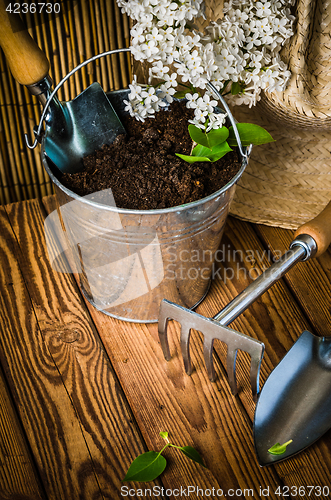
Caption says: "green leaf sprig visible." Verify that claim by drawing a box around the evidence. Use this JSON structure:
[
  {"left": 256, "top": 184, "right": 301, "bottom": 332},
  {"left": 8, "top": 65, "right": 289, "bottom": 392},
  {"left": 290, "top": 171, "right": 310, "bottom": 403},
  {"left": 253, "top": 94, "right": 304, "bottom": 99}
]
[
  {"left": 123, "top": 431, "right": 206, "bottom": 482},
  {"left": 268, "top": 440, "right": 293, "bottom": 456},
  {"left": 176, "top": 122, "right": 274, "bottom": 164}
]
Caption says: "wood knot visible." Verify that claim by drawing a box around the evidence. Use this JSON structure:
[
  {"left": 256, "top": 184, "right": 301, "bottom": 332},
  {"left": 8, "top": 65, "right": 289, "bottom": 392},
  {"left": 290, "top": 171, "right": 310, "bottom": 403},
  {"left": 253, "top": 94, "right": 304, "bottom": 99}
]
[{"left": 57, "top": 328, "right": 80, "bottom": 343}]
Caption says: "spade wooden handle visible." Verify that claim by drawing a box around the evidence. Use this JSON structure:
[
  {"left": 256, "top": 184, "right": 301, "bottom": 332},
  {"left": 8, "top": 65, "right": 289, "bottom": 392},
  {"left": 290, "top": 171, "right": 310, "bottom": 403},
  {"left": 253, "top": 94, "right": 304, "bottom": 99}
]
[
  {"left": 0, "top": 2, "right": 49, "bottom": 85},
  {"left": 294, "top": 201, "right": 331, "bottom": 257}
]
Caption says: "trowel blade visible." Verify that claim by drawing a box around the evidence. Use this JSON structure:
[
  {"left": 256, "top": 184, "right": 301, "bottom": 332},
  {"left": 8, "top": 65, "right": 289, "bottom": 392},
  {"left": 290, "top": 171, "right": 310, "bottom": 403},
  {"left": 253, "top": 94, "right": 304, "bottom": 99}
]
[
  {"left": 253, "top": 330, "right": 331, "bottom": 466},
  {"left": 44, "top": 82, "right": 126, "bottom": 174}
]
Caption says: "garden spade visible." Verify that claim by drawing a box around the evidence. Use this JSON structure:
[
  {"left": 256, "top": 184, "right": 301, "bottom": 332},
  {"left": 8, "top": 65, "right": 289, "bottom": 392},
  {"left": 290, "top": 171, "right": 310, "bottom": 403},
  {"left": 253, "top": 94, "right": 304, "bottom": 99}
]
[
  {"left": 159, "top": 201, "right": 331, "bottom": 410},
  {"left": 253, "top": 201, "right": 331, "bottom": 466},
  {"left": 254, "top": 330, "right": 331, "bottom": 466},
  {"left": 0, "top": 3, "right": 125, "bottom": 174}
]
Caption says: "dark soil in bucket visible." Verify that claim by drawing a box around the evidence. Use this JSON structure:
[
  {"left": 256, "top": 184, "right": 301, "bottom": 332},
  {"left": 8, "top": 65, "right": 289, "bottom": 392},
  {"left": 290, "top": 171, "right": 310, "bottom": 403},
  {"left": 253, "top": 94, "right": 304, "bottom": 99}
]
[{"left": 60, "top": 100, "right": 242, "bottom": 210}]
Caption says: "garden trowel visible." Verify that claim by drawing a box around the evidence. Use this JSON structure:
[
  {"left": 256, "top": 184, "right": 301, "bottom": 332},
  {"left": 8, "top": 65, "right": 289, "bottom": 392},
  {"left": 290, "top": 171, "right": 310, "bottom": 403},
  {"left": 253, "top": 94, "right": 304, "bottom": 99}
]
[
  {"left": 253, "top": 201, "right": 331, "bottom": 466},
  {"left": 254, "top": 330, "right": 331, "bottom": 466},
  {"left": 0, "top": 2, "right": 125, "bottom": 174}
]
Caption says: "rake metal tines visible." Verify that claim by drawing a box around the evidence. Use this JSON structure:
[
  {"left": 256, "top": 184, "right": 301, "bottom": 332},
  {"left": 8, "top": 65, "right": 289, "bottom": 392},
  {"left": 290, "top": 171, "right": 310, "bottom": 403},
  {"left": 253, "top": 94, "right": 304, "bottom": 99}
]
[{"left": 158, "top": 300, "right": 265, "bottom": 402}]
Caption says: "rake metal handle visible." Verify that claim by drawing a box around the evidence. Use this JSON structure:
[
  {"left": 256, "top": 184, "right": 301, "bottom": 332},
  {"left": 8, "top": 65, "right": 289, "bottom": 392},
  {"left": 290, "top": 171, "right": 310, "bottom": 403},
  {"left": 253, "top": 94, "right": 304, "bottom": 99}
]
[
  {"left": 158, "top": 234, "right": 317, "bottom": 402},
  {"left": 213, "top": 234, "right": 316, "bottom": 325},
  {"left": 200, "top": 234, "right": 316, "bottom": 397}
]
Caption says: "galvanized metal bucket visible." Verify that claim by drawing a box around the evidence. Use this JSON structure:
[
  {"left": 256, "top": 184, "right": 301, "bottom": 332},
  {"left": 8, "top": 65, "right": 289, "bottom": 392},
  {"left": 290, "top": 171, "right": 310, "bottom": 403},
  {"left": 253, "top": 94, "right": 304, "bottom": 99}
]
[{"left": 41, "top": 52, "right": 249, "bottom": 323}]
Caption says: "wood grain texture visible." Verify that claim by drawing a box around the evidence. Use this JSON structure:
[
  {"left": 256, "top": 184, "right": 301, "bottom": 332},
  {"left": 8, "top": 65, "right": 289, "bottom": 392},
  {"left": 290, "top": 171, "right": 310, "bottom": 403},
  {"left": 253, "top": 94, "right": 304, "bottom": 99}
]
[
  {"left": 256, "top": 223, "right": 331, "bottom": 337},
  {"left": 0, "top": 0, "right": 131, "bottom": 204},
  {"left": 0, "top": 200, "right": 162, "bottom": 499},
  {"left": 0, "top": 363, "right": 46, "bottom": 500},
  {"left": 43, "top": 195, "right": 296, "bottom": 497},
  {"left": 294, "top": 200, "right": 331, "bottom": 257},
  {"left": 2, "top": 194, "right": 331, "bottom": 500},
  {"left": 55, "top": 199, "right": 330, "bottom": 500},
  {"left": 0, "top": 3, "right": 49, "bottom": 86},
  {"left": 207, "top": 217, "right": 331, "bottom": 489}
]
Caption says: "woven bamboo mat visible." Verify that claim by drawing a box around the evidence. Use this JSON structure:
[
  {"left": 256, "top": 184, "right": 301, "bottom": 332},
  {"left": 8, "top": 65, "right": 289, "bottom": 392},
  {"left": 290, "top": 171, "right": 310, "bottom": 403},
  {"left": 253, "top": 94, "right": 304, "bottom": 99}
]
[
  {"left": 0, "top": 0, "right": 131, "bottom": 205},
  {"left": 2, "top": 0, "right": 330, "bottom": 229}
]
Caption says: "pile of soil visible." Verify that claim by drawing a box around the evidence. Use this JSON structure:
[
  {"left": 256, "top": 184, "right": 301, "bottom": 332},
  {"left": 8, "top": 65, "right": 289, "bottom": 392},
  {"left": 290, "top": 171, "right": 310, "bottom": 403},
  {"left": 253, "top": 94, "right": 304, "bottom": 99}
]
[{"left": 61, "top": 100, "right": 242, "bottom": 210}]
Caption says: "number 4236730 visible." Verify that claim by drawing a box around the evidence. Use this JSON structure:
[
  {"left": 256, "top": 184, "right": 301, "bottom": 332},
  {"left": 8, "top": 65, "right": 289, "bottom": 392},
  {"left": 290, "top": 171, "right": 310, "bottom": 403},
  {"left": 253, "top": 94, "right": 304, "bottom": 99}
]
[
  {"left": 6, "top": 3, "right": 61, "bottom": 14},
  {"left": 273, "top": 485, "right": 330, "bottom": 497}
]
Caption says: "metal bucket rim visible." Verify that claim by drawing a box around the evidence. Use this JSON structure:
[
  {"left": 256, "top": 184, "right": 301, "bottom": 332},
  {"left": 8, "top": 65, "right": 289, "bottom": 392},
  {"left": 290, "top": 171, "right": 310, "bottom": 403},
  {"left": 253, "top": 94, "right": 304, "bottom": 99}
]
[
  {"left": 42, "top": 147, "right": 248, "bottom": 214},
  {"left": 42, "top": 86, "right": 248, "bottom": 214}
]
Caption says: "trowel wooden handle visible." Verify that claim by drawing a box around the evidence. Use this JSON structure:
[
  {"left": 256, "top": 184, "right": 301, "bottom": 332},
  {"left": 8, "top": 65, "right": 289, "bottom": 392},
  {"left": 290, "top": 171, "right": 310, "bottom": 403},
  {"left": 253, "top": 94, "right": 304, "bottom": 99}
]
[
  {"left": 294, "top": 201, "right": 331, "bottom": 257},
  {"left": 0, "top": 1, "right": 49, "bottom": 85}
]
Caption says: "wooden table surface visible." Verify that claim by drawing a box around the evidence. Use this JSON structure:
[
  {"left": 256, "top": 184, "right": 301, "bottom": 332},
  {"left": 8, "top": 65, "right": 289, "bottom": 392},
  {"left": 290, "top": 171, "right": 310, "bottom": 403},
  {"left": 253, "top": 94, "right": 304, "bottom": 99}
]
[{"left": 0, "top": 195, "right": 331, "bottom": 500}]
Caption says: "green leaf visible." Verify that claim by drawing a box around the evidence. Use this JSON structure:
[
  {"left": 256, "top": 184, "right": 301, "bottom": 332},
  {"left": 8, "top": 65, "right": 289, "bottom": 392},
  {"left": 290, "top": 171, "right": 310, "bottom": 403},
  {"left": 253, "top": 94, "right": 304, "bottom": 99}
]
[
  {"left": 179, "top": 446, "right": 207, "bottom": 468},
  {"left": 268, "top": 440, "right": 293, "bottom": 456},
  {"left": 206, "top": 126, "right": 229, "bottom": 148},
  {"left": 159, "top": 431, "right": 168, "bottom": 440},
  {"left": 188, "top": 125, "right": 229, "bottom": 150},
  {"left": 208, "top": 141, "right": 233, "bottom": 162},
  {"left": 122, "top": 451, "right": 167, "bottom": 482},
  {"left": 228, "top": 123, "right": 275, "bottom": 147},
  {"left": 174, "top": 90, "right": 189, "bottom": 99},
  {"left": 231, "top": 82, "right": 242, "bottom": 95},
  {"left": 188, "top": 124, "right": 209, "bottom": 148},
  {"left": 176, "top": 153, "right": 211, "bottom": 163},
  {"left": 210, "top": 141, "right": 232, "bottom": 154},
  {"left": 192, "top": 143, "right": 213, "bottom": 157},
  {"left": 176, "top": 140, "right": 232, "bottom": 163}
]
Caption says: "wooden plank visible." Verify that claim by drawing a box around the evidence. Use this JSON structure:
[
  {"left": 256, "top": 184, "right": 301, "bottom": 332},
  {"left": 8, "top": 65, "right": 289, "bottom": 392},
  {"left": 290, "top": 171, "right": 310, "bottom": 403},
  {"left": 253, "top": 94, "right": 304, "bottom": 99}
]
[
  {"left": 0, "top": 200, "right": 163, "bottom": 499},
  {"left": 45, "top": 185, "right": 331, "bottom": 499},
  {"left": 42, "top": 194, "right": 331, "bottom": 497},
  {"left": 68, "top": 311, "right": 284, "bottom": 497},
  {"left": 205, "top": 217, "right": 331, "bottom": 488},
  {"left": 256, "top": 223, "right": 331, "bottom": 337},
  {"left": 253, "top": 222, "right": 331, "bottom": 487},
  {"left": 200, "top": 218, "right": 314, "bottom": 402},
  {"left": 0, "top": 363, "right": 46, "bottom": 500}
]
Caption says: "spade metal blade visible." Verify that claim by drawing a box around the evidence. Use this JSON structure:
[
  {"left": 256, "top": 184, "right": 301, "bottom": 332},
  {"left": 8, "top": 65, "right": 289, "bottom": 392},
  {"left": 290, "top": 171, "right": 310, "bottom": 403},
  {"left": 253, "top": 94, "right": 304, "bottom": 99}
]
[
  {"left": 44, "top": 82, "right": 126, "bottom": 174},
  {"left": 254, "top": 330, "right": 331, "bottom": 466}
]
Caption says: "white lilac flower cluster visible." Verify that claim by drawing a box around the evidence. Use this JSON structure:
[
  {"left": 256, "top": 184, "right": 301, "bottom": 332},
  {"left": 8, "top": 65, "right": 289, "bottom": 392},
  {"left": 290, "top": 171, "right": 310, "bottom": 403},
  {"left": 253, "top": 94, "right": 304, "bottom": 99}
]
[{"left": 116, "top": 0, "right": 295, "bottom": 130}]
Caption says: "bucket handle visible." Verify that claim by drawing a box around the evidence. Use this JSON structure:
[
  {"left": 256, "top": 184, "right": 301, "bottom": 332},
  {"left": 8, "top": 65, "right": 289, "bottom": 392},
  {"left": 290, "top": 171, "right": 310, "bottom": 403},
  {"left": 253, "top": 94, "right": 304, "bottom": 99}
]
[
  {"left": 25, "top": 47, "right": 247, "bottom": 160},
  {"left": 25, "top": 47, "right": 131, "bottom": 149},
  {"left": 206, "top": 81, "right": 249, "bottom": 160}
]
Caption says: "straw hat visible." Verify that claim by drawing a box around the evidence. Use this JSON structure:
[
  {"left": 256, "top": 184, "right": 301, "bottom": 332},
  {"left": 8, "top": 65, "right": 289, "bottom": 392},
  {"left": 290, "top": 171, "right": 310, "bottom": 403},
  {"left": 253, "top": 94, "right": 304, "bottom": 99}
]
[
  {"left": 227, "top": 0, "right": 331, "bottom": 229},
  {"left": 129, "top": 0, "right": 331, "bottom": 230}
]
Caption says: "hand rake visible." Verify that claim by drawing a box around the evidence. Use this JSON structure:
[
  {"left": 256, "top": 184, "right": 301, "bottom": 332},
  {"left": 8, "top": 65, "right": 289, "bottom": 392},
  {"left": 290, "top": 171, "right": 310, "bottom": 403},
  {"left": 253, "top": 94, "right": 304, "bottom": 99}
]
[{"left": 159, "top": 202, "right": 331, "bottom": 401}]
